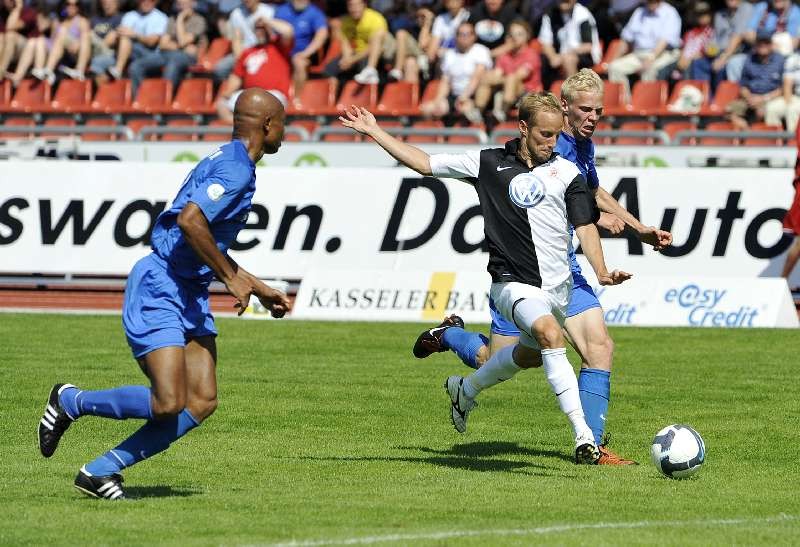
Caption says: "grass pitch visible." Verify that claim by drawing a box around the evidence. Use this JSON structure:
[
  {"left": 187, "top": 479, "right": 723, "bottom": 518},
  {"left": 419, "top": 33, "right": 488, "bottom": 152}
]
[{"left": 1, "top": 313, "right": 798, "bottom": 546}]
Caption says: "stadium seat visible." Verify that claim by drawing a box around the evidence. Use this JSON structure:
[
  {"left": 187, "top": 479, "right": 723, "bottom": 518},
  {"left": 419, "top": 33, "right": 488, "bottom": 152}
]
[
  {"left": 41, "top": 117, "right": 76, "bottom": 137},
  {"left": 160, "top": 118, "right": 199, "bottom": 141},
  {"left": 376, "top": 81, "right": 419, "bottom": 116},
  {"left": 550, "top": 79, "right": 563, "bottom": 97},
  {"left": 126, "top": 118, "right": 158, "bottom": 141},
  {"left": 82, "top": 118, "right": 121, "bottom": 141},
  {"left": 743, "top": 122, "right": 784, "bottom": 146},
  {"left": 203, "top": 118, "right": 232, "bottom": 141},
  {"left": 419, "top": 79, "right": 441, "bottom": 106},
  {"left": 491, "top": 121, "right": 518, "bottom": 144},
  {"left": 593, "top": 121, "right": 613, "bottom": 145},
  {"left": 128, "top": 78, "right": 173, "bottom": 114},
  {"left": 288, "top": 78, "right": 337, "bottom": 116},
  {"left": 627, "top": 80, "right": 668, "bottom": 116},
  {"left": 448, "top": 123, "right": 484, "bottom": 144},
  {"left": 171, "top": 78, "right": 215, "bottom": 115},
  {"left": 407, "top": 120, "right": 444, "bottom": 143},
  {"left": 703, "top": 81, "right": 740, "bottom": 115},
  {"left": 90, "top": 79, "right": 132, "bottom": 113},
  {"left": 616, "top": 120, "right": 656, "bottom": 145},
  {"left": 49, "top": 79, "right": 92, "bottom": 113},
  {"left": 602, "top": 81, "right": 626, "bottom": 116},
  {"left": 593, "top": 38, "right": 625, "bottom": 75},
  {"left": 285, "top": 119, "right": 317, "bottom": 142},
  {"left": 331, "top": 80, "right": 378, "bottom": 114},
  {"left": 0, "top": 117, "right": 34, "bottom": 139},
  {"left": 309, "top": 37, "right": 341, "bottom": 76},
  {"left": 0, "top": 80, "right": 10, "bottom": 109},
  {"left": 660, "top": 80, "right": 710, "bottom": 115},
  {"left": 320, "top": 120, "right": 361, "bottom": 142},
  {"left": 699, "top": 121, "right": 739, "bottom": 145},
  {"left": 189, "top": 37, "right": 231, "bottom": 74},
  {"left": 662, "top": 120, "right": 697, "bottom": 145},
  {"left": 5, "top": 79, "right": 51, "bottom": 113}
]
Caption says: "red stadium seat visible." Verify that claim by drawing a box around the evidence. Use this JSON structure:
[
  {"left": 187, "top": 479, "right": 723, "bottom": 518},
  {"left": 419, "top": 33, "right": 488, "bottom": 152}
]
[
  {"left": 189, "top": 37, "right": 231, "bottom": 73},
  {"left": 309, "top": 37, "right": 341, "bottom": 76},
  {"left": 41, "top": 117, "right": 76, "bottom": 137},
  {"left": 0, "top": 117, "right": 35, "bottom": 139},
  {"left": 703, "top": 81, "right": 740, "bottom": 115},
  {"left": 448, "top": 123, "right": 484, "bottom": 144},
  {"left": 160, "top": 118, "right": 199, "bottom": 141},
  {"left": 602, "top": 81, "right": 626, "bottom": 116},
  {"left": 288, "top": 78, "right": 337, "bottom": 116},
  {"left": 91, "top": 79, "right": 132, "bottom": 113},
  {"left": 331, "top": 80, "right": 378, "bottom": 114},
  {"left": 126, "top": 118, "right": 158, "bottom": 141},
  {"left": 593, "top": 38, "right": 625, "bottom": 75},
  {"left": 0, "top": 80, "right": 11, "bottom": 109},
  {"left": 699, "top": 121, "right": 739, "bottom": 145},
  {"left": 662, "top": 120, "right": 697, "bottom": 145},
  {"left": 593, "top": 121, "right": 613, "bottom": 145},
  {"left": 376, "top": 81, "right": 419, "bottom": 116},
  {"left": 492, "top": 121, "right": 518, "bottom": 144},
  {"left": 407, "top": 120, "right": 444, "bottom": 143},
  {"left": 419, "top": 79, "right": 441, "bottom": 105},
  {"left": 744, "top": 122, "right": 784, "bottom": 146},
  {"left": 616, "top": 120, "right": 656, "bottom": 145},
  {"left": 171, "top": 78, "right": 214, "bottom": 115},
  {"left": 82, "top": 118, "right": 121, "bottom": 141},
  {"left": 6, "top": 79, "right": 51, "bottom": 113},
  {"left": 627, "top": 80, "right": 668, "bottom": 116},
  {"left": 50, "top": 79, "right": 92, "bottom": 113},
  {"left": 128, "top": 78, "right": 173, "bottom": 114},
  {"left": 321, "top": 120, "right": 362, "bottom": 142},
  {"left": 203, "top": 118, "right": 232, "bottom": 141},
  {"left": 285, "top": 119, "right": 317, "bottom": 142}
]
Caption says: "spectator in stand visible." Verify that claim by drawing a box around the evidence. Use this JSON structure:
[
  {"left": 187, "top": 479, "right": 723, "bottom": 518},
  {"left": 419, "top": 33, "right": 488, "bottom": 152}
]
[
  {"left": 8, "top": 5, "right": 52, "bottom": 87},
  {"left": 727, "top": 0, "right": 800, "bottom": 82},
  {"left": 275, "top": 0, "right": 327, "bottom": 100},
  {"left": 89, "top": 0, "right": 122, "bottom": 80},
  {"left": 765, "top": 50, "right": 800, "bottom": 130},
  {"left": 322, "top": 0, "right": 388, "bottom": 85},
  {"left": 689, "top": 0, "right": 752, "bottom": 92},
  {"left": 216, "top": 17, "right": 293, "bottom": 122},
  {"left": 419, "top": 20, "right": 492, "bottom": 123},
  {"left": 213, "top": 0, "right": 275, "bottom": 82},
  {"left": 727, "top": 30, "right": 784, "bottom": 129},
  {"left": 539, "top": 0, "right": 602, "bottom": 83},
  {"left": 30, "top": 0, "right": 91, "bottom": 83},
  {"left": 89, "top": 0, "right": 168, "bottom": 92},
  {"left": 474, "top": 19, "right": 540, "bottom": 122},
  {"left": 385, "top": 4, "right": 434, "bottom": 83},
  {"left": 670, "top": 2, "right": 714, "bottom": 81},
  {"left": 0, "top": 0, "right": 41, "bottom": 83},
  {"left": 469, "top": 0, "right": 517, "bottom": 57},
  {"left": 123, "top": 0, "right": 208, "bottom": 93},
  {"left": 607, "top": 0, "right": 682, "bottom": 97},
  {"left": 425, "top": 0, "right": 469, "bottom": 61}
]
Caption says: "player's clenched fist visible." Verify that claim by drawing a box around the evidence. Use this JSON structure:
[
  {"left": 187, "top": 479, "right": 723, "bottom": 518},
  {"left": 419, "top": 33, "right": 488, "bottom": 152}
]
[{"left": 597, "top": 270, "right": 632, "bottom": 286}]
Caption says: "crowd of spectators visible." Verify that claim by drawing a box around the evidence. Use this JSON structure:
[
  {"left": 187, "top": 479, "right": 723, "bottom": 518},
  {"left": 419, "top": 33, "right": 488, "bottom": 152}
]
[{"left": 2, "top": 0, "right": 800, "bottom": 131}]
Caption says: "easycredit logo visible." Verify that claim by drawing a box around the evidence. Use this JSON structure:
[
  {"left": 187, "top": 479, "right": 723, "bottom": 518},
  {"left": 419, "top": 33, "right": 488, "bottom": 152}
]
[{"left": 664, "top": 284, "right": 759, "bottom": 327}]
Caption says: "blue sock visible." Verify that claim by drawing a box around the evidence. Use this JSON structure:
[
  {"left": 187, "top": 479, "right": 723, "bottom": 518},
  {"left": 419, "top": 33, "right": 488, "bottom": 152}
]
[
  {"left": 441, "top": 328, "right": 488, "bottom": 370},
  {"left": 60, "top": 385, "right": 152, "bottom": 420},
  {"left": 578, "top": 369, "right": 611, "bottom": 444},
  {"left": 84, "top": 409, "right": 200, "bottom": 476}
]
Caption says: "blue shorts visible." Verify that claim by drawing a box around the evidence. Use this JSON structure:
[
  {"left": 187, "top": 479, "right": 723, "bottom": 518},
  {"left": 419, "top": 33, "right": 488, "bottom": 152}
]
[
  {"left": 489, "top": 272, "right": 601, "bottom": 336},
  {"left": 122, "top": 254, "right": 217, "bottom": 359}
]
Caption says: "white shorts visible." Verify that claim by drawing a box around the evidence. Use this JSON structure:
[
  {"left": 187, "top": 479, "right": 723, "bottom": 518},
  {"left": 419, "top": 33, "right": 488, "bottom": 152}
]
[
  {"left": 227, "top": 89, "right": 288, "bottom": 112},
  {"left": 489, "top": 278, "right": 573, "bottom": 349}
]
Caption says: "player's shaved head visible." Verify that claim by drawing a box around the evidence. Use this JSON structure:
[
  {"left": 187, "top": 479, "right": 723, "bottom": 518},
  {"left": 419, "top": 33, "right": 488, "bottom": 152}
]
[{"left": 232, "top": 88, "right": 286, "bottom": 159}]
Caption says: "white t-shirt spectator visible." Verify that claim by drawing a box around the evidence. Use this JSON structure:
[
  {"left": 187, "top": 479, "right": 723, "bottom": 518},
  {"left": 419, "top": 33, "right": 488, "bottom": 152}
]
[
  {"left": 441, "top": 43, "right": 492, "bottom": 96},
  {"left": 431, "top": 8, "right": 470, "bottom": 51},
  {"left": 120, "top": 8, "right": 168, "bottom": 37},
  {"left": 620, "top": 2, "right": 682, "bottom": 51},
  {"left": 229, "top": 3, "right": 276, "bottom": 49},
  {"left": 539, "top": 3, "right": 602, "bottom": 64}
]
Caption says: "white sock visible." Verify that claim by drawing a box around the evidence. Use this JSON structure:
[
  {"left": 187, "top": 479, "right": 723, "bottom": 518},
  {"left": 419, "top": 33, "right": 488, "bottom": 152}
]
[
  {"left": 463, "top": 345, "right": 520, "bottom": 399},
  {"left": 541, "top": 348, "right": 591, "bottom": 439}
]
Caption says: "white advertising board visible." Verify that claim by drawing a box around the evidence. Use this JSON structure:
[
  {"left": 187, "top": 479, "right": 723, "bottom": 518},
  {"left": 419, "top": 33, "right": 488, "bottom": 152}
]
[
  {"left": 1, "top": 162, "right": 798, "bottom": 288},
  {"left": 293, "top": 270, "right": 799, "bottom": 328}
]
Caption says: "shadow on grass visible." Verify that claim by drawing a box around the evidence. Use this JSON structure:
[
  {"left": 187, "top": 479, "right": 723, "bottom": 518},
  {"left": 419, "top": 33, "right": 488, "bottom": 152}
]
[
  {"left": 123, "top": 485, "right": 203, "bottom": 499},
  {"left": 402, "top": 441, "right": 576, "bottom": 464}
]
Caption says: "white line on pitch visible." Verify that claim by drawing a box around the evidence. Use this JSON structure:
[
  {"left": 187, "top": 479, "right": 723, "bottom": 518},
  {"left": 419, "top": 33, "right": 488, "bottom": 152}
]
[{"left": 256, "top": 514, "right": 797, "bottom": 547}]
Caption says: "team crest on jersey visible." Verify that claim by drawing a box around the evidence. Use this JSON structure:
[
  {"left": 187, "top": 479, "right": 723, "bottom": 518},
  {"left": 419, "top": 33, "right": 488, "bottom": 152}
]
[
  {"left": 508, "top": 172, "right": 545, "bottom": 209},
  {"left": 207, "top": 183, "right": 225, "bottom": 202}
]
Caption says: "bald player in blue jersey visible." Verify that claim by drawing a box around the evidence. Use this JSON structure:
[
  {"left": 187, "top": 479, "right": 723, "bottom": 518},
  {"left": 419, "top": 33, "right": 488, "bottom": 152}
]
[
  {"left": 412, "top": 69, "right": 673, "bottom": 465},
  {"left": 37, "top": 89, "right": 291, "bottom": 500}
]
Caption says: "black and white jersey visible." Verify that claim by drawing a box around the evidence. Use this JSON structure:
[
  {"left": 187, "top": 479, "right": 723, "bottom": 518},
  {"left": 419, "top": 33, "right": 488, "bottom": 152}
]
[{"left": 429, "top": 138, "right": 599, "bottom": 289}]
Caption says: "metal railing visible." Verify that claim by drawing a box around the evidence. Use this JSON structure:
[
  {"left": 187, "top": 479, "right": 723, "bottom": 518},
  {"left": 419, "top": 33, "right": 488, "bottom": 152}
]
[
  {"left": 672, "top": 129, "right": 795, "bottom": 145},
  {"left": 0, "top": 125, "right": 135, "bottom": 140},
  {"left": 489, "top": 128, "right": 671, "bottom": 145},
  {"left": 136, "top": 124, "right": 310, "bottom": 141},
  {"left": 312, "top": 125, "right": 489, "bottom": 143}
]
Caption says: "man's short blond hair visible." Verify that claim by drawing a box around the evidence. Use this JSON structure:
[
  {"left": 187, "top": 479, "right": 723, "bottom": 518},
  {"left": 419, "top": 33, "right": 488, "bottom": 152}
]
[
  {"left": 560, "top": 68, "right": 604, "bottom": 102},
  {"left": 518, "top": 91, "right": 562, "bottom": 126}
]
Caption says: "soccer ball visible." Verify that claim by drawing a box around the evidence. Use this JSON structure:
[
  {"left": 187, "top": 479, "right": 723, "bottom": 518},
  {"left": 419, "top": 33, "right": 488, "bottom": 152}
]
[{"left": 650, "top": 424, "right": 706, "bottom": 479}]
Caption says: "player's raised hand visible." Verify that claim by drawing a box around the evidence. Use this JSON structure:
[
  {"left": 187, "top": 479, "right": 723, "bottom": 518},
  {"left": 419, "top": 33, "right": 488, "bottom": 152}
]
[
  {"left": 639, "top": 226, "right": 672, "bottom": 250},
  {"left": 339, "top": 106, "right": 378, "bottom": 135},
  {"left": 597, "top": 269, "right": 632, "bottom": 286},
  {"left": 256, "top": 287, "right": 291, "bottom": 318},
  {"left": 597, "top": 212, "right": 625, "bottom": 235}
]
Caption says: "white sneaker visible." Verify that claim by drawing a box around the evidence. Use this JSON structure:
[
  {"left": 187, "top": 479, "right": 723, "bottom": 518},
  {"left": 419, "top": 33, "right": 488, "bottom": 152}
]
[
  {"left": 387, "top": 67, "right": 403, "bottom": 81},
  {"left": 60, "top": 66, "right": 85, "bottom": 81},
  {"left": 31, "top": 67, "right": 46, "bottom": 81},
  {"left": 354, "top": 66, "right": 379, "bottom": 85},
  {"left": 492, "top": 108, "right": 507, "bottom": 123},
  {"left": 107, "top": 66, "right": 122, "bottom": 80},
  {"left": 574, "top": 430, "right": 600, "bottom": 464},
  {"left": 43, "top": 68, "right": 55, "bottom": 85},
  {"left": 464, "top": 106, "right": 484, "bottom": 125},
  {"left": 444, "top": 376, "right": 477, "bottom": 434}
]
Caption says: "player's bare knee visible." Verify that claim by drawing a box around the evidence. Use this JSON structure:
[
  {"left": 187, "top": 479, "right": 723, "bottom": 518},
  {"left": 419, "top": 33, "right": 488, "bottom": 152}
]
[
  {"left": 534, "top": 324, "right": 564, "bottom": 349},
  {"left": 189, "top": 396, "right": 218, "bottom": 422}
]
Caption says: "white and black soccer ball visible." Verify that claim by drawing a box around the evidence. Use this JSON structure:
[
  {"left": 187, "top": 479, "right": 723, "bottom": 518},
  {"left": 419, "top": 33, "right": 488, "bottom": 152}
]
[{"left": 650, "top": 424, "right": 706, "bottom": 479}]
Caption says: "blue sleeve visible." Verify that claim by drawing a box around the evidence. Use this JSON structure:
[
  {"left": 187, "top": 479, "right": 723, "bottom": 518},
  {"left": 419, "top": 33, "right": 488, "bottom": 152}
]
[
  {"left": 586, "top": 142, "right": 600, "bottom": 189},
  {"left": 747, "top": 3, "right": 765, "bottom": 31},
  {"left": 312, "top": 6, "right": 327, "bottom": 30},
  {"left": 275, "top": 4, "right": 291, "bottom": 22},
  {"left": 788, "top": 6, "right": 800, "bottom": 36},
  {"left": 190, "top": 159, "right": 251, "bottom": 224}
]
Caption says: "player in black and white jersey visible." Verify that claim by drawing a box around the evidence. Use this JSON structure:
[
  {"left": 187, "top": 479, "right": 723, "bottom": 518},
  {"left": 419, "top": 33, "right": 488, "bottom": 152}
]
[{"left": 340, "top": 92, "right": 631, "bottom": 462}]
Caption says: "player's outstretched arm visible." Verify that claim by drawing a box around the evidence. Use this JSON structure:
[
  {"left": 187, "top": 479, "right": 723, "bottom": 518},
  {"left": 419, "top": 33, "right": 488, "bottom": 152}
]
[
  {"left": 339, "top": 106, "right": 433, "bottom": 175},
  {"left": 594, "top": 187, "right": 672, "bottom": 250},
  {"left": 178, "top": 202, "right": 253, "bottom": 314},
  {"left": 574, "top": 222, "right": 632, "bottom": 286}
]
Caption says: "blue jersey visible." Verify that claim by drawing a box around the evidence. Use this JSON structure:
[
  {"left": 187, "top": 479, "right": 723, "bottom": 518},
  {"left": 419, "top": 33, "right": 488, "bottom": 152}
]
[
  {"left": 275, "top": 1, "right": 327, "bottom": 56},
  {"left": 555, "top": 131, "right": 599, "bottom": 277},
  {"left": 150, "top": 140, "right": 256, "bottom": 283}
]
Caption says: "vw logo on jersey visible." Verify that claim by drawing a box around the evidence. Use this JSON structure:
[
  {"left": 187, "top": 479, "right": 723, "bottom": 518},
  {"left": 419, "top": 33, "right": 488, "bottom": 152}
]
[{"left": 508, "top": 172, "right": 546, "bottom": 209}]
